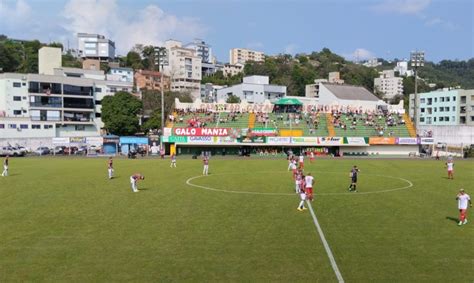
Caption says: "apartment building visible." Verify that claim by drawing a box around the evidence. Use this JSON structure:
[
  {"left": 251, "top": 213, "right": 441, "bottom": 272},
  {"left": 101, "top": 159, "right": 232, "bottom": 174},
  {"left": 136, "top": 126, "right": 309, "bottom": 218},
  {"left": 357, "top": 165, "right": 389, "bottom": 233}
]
[
  {"left": 222, "top": 63, "right": 244, "bottom": 77},
  {"left": 107, "top": 67, "right": 134, "bottom": 83},
  {"left": 77, "top": 33, "right": 115, "bottom": 61},
  {"left": 409, "top": 89, "right": 474, "bottom": 126},
  {"left": 134, "top": 70, "right": 170, "bottom": 91},
  {"left": 216, "top": 76, "right": 286, "bottom": 103},
  {"left": 162, "top": 40, "right": 202, "bottom": 100},
  {"left": 374, "top": 70, "right": 403, "bottom": 99},
  {"left": 229, "top": 48, "right": 265, "bottom": 65},
  {"left": 0, "top": 47, "right": 133, "bottom": 139},
  {"left": 184, "top": 39, "right": 216, "bottom": 76}
]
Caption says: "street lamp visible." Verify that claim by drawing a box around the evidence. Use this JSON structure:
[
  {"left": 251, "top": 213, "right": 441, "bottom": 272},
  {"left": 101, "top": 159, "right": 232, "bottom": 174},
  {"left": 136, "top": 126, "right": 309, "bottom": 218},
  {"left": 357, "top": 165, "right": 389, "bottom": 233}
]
[
  {"left": 410, "top": 50, "right": 424, "bottom": 129},
  {"left": 154, "top": 47, "right": 169, "bottom": 146}
]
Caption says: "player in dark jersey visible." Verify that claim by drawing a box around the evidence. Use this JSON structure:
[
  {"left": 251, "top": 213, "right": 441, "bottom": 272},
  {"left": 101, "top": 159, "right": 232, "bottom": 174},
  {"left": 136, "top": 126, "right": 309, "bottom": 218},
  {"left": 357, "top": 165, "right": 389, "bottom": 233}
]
[{"left": 348, "top": 165, "right": 360, "bottom": 192}]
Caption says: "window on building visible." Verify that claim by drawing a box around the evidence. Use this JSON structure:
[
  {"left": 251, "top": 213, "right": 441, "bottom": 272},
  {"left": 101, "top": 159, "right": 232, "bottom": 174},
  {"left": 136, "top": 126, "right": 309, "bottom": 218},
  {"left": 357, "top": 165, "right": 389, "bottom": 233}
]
[
  {"left": 446, "top": 97, "right": 450, "bottom": 102},
  {"left": 8, "top": 124, "right": 16, "bottom": 129},
  {"left": 452, "top": 106, "right": 456, "bottom": 111},
  {"left": 453, "top": 96, "right": 457, "bottom": 102},
  {"left": 32, "top": 124, "right": 41, "bottom": 129},
  {"left": 22, "top": 96, "right": 26, "bottom": 100},
  {"left": 420, "top": 98, "right": 425, "bottom": 103},
  {"left": 434, "top": 98, "right": 437, "bottom": 102},
  {"left": 445, "top": 117, "right": 450, "bottom": 121},
  {"left": 20, "top": 124, "right": 28, "bottom": 129},
  {"left": 419, "top": 117, "right": 425, "bottom": 122},
  {"left": 439, "top": 117, "right": 442, "bottom": 121},
  {"left": 440, "top": 97, "right": 444, "bottom": 102},
  {"left": 471, "top": 116, "right": 474, "bottom": 122},
  {"left": 22, "top": 110, "right": 27, "bottom": 113},
  {"left": 75, "top": 125, "right": 85, "bottom": 131},
  {"left": 22, "top": 82, "right": 26, "bottom": 86},
  {"left": 13, "top": 96, "right": 21, "bottom": 101},
  {"left": 13, "top": 110, "right": 22, "bottom": 115},
  {"left": 95, "top": 87, "right": 102, "bottom": 93},
  {"left": 13, "top": 82, "right": 21, "bottom": 87},
  {"left": 44, "top": 125, "right": 53, "bottom": 129},
  {"left": 0, "top": 124, "right": 4, "bottom": 129}
]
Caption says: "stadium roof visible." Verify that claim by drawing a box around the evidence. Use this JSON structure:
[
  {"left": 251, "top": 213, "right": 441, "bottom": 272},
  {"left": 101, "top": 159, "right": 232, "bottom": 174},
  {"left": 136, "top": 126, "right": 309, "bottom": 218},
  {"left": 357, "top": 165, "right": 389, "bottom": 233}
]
[{"left": 323, "top": 83, "right": 379, "bottom": 101}]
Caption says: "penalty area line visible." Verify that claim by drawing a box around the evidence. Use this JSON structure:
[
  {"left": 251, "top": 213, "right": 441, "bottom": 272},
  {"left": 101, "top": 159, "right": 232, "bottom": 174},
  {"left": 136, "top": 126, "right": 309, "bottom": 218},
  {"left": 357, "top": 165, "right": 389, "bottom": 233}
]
[{"left": 307, "top": 201, "right": 344, "bottom": 283}]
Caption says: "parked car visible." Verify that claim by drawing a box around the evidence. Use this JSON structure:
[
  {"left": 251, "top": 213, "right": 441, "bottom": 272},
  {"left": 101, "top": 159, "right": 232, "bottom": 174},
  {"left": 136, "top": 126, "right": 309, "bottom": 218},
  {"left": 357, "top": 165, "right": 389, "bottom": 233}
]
[
  {"left": 53, "top": 146, "right": 66, "bottom": 154},
  {"left": 0, "top": 146, "right": 25, "bottom": 157},
  {"left": 35, "top": 146, "right": 51, "bottom": 155},
  {"left": 76, "top": 146, "right": 88, "bottom": 155},
  {"left": 14, "top": 146, "right": 29, "bottom": 155},
  {"left": 64, "top": 146, "right": 78, "bottom": 155}
]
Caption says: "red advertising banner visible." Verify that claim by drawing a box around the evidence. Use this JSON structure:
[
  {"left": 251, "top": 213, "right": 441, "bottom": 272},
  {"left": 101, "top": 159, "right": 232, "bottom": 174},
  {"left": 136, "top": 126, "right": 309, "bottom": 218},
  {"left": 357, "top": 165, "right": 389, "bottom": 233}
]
[{"left": 173, "top": 127, "right": 231, "bottom": 136}]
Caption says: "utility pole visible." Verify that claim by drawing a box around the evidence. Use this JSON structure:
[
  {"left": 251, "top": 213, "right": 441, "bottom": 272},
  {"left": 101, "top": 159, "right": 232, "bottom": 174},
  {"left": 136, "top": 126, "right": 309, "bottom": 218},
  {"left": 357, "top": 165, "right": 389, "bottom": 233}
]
[
  {"left": 410, "top": 50, "right": 425, "bottom": 130},
  {"left": 154, "top": 47, "right": 169, "bottom": 147}
]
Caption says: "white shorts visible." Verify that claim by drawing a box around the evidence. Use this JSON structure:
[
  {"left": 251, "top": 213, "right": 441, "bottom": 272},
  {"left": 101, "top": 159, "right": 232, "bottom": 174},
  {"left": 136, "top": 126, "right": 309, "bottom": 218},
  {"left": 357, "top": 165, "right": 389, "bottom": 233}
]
[
  {"left": 3, "top": 165, "right": 7, "bottom": 170},
  {"left": 130, "top": 177, "right": 135, "bottom": 184},
  {"left": 299, "top": 192, "right": 306, "bottom": 201}
]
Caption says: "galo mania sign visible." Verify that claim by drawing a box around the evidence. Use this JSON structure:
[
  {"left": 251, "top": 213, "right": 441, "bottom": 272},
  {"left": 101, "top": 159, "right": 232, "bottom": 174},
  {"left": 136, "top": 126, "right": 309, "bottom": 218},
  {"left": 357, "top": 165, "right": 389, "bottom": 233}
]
[{"left": 173, "top": 127, "right": 240, "bottom": 137}]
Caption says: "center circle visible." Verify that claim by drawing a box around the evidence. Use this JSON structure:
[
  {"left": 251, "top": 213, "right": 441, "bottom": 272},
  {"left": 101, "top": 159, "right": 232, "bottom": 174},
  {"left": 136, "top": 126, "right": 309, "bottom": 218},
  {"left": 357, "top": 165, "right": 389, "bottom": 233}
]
[{"left": 185, "top": 171, "right": 413, "bottom": 196}]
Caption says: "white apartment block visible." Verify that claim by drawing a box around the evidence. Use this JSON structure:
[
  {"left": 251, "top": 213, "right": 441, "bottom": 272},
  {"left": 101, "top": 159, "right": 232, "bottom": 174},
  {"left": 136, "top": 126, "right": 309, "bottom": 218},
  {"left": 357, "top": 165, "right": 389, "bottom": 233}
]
[
  {"left": 184, "top": 39, "right": 216, "bottom": 76},
  {"left": 374, "top": 70, "right": 403, "bottom": 99},
  {"left": 394, "top": 61, "right": 413, "bottom": 77},
  {"left": 0, "top": 47, "right": 132, "bottom": 141},
  {"left": 77, "top": 33, "right": 115, "bottom": 61},
  {"left": 229, "top": 48, "right": 265, "bottom": 65},
  {"left": 216, "top": 76, "right": 286, "bottom": 104},
  {"left": 163, "top": 40, "right": 202, "bottom": 100}
]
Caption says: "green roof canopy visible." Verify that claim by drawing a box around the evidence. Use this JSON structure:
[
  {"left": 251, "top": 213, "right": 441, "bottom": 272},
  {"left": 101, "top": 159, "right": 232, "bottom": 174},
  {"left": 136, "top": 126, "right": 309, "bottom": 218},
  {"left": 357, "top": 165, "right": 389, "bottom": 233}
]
[{"left": 274, "top": 98, "right": 302, "bottom": 105}]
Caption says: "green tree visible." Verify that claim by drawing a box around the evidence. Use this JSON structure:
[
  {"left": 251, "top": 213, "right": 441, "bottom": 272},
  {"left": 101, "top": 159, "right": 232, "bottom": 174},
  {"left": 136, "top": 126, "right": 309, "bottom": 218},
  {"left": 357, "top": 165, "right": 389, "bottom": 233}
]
[
  {"left": 124, "top": 51, "right": 143, "bottom": 70},
  {"left": 62, "top": 51, "right": 82, "bottom": 68},
  {"left": 101, "top": 91, "right": 143, "bottom": 135},
  {"left": 141, "top": 45, "right": 157, "bottom": 70},
  {"left": 226, "top": 94, "right": 241, "bottom": 103},
  {"left": 141, "top": 90, "right": 193, "bottom": 133}
]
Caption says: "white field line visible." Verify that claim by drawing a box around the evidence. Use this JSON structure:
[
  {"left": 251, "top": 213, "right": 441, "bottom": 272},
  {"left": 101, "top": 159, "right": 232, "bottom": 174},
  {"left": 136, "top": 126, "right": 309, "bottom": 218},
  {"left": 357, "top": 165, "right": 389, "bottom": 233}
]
[
  {"left": 185, "top": 172, "right": 413, "bottom": 196},
  {"left": 307, "top": 200, "right": 345, "bottom": 283}
]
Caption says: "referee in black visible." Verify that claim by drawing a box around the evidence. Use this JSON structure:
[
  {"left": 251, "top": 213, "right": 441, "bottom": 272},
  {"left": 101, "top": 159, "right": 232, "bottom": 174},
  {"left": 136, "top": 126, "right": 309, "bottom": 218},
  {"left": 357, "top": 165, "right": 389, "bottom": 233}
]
[{"left": 348, "top": 165, "right": 360, "bottom": 192}]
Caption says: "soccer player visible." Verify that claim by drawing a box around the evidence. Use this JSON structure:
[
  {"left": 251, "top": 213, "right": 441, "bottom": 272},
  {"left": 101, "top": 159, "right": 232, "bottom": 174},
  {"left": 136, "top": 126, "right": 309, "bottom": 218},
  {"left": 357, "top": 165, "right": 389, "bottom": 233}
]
[
  {"left": 107, "top": 157, "right": 114, "bottom": 179},
  {"left": 2, "top": 155, "right": 8, "bottom": 177},
  {"left": 348, "top": 165, "right": 360, "bottom": 192},
  {"left": 297, "top": 184, "right": 308, "bottom": 211},
  {"left": 298, "top": 153, "right": 304, "bottom": 169},
  {"left": 305, "top": 173, "right": 314, "bottom": 201},
  {"left": 446, "top": 160, "right": 454, "bottom": 180},
  {"left": 295, "top": 170, "right": 302, "bottom": 194},
  {"left": 291, "top": 160, "right": 298, "bottom": 180},
  {"left": 203, "top": 157, "right": 209, "bottom": 175},
  {"left": 309, "top": 151, "right": 315, "bottom": 163},
  {"left": 456, "top": 189, "right": 472, "bottom": 226},
  {"left": 170, "top": 154, "right": 177, "bottom": 168},
  {"left": 130, "top": 173, "right": 145, "bottom": 193},
  {"left": 287, "top": 156, "right": 293, "bottom": 171}
]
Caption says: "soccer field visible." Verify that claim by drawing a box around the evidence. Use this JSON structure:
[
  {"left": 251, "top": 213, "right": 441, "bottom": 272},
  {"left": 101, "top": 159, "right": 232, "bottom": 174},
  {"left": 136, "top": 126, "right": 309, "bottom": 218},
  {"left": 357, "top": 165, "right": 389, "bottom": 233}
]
[{"left": 0, "top": 157, "right": 473, "bottom": 282}]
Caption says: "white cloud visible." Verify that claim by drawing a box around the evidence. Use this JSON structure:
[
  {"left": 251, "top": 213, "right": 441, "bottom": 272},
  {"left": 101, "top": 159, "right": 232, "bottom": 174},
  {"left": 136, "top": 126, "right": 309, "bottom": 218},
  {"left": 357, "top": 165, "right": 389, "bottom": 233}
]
[
  {"left": 370, "top": 0, "right": 431, "bottom": 14},
  {"left": 0, "top": 0, "right": 33, "bottom": 30},
  {"left": 343, "top": 48, "right": 376, "bottom": 61},
  {"left": 424, "top": 16, "right": 457, "bottom": 30},
  {"left": 61, "top": 0, "right": 207, "bottom": 54},
  {"left": 283, "top": 43, "right": 298, "bottom": 55}
]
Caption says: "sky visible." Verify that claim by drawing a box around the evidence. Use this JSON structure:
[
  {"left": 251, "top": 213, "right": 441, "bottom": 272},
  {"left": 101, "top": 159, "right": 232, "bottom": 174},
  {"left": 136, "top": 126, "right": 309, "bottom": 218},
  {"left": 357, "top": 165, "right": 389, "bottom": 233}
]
[{"left": 0, "top": 0, "right": 473, "bottom": 62}]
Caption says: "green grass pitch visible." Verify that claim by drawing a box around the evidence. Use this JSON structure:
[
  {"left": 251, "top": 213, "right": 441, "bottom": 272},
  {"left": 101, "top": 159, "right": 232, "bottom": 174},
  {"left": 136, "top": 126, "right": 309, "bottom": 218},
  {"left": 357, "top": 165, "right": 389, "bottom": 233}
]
[{"left": 0, "top": 157, "right": 473, "bottom": 282}]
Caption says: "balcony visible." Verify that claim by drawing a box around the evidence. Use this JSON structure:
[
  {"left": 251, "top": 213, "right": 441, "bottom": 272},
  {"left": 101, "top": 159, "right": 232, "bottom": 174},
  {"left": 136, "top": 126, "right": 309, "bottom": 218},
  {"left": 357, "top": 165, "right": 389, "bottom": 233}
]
[{"left": 30, "top": 102, "right": 62, "bottom": 108}]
